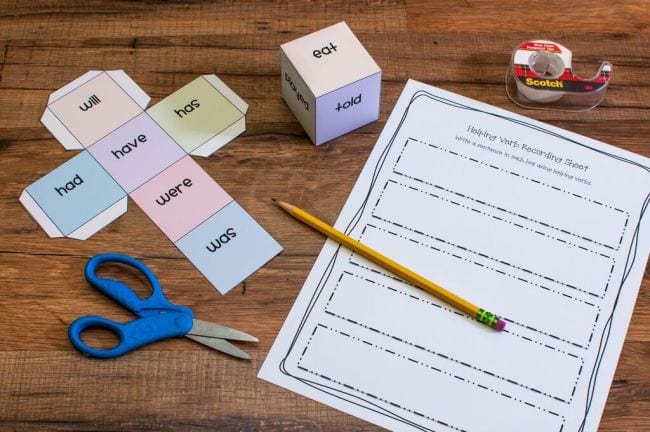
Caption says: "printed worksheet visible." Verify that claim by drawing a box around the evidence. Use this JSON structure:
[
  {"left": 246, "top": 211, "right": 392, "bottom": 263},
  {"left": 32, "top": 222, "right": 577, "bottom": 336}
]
[{"left": 259, "top": 80, "right": 650, "bottom": 432}]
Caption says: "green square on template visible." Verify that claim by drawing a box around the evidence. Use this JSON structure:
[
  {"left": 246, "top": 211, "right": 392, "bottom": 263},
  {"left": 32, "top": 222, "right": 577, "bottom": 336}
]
[{"left": 147, "top": 77, "right": 244, "bottom": 153}]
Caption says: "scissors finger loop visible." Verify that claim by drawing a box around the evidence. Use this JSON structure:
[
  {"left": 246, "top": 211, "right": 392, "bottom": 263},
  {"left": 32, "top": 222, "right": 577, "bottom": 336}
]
[{"left": 69, "top": 313, "right": 193, "bottom": 359}]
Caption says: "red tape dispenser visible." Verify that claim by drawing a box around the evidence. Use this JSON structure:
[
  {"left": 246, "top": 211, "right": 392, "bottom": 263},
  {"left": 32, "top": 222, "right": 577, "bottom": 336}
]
[{"left": 506, "top": 40, "right": 612, "bottom": 111}]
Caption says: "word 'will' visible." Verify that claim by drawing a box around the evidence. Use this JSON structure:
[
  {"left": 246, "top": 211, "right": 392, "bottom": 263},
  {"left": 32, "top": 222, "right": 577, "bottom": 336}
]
[{"left": 79, "top": 95, "right": 101, "bottom": 112}]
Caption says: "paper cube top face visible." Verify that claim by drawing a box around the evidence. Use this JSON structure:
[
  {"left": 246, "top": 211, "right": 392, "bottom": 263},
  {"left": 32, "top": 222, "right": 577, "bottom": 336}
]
[{"left": 281, "top": 21, "right": 381, "bottom": 97}]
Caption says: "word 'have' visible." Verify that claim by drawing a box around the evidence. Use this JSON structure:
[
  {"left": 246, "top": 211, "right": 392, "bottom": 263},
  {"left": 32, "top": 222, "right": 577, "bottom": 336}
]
[{"left": 112, "top": 134, "right": 146, "bottom": 160}]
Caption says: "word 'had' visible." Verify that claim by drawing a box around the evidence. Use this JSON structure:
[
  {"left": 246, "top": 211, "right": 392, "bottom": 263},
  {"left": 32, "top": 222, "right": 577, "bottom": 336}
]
[{"left": 55, "top": 174, "right": 83, "bottom": 197}]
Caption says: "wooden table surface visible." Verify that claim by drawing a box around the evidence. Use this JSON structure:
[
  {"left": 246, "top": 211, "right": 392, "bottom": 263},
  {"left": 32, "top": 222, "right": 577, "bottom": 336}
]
[{"left": 0, "top": 1, "right": 648, "bottom": 431}]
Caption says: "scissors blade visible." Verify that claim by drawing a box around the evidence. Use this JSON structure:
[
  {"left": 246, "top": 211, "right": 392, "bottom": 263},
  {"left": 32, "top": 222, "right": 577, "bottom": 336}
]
[
  {"left": 186, "top": 334, "right": 252, "bottom": 360},
  {"left": 189, "top": 319, "right": 258, "bottom": 342}
]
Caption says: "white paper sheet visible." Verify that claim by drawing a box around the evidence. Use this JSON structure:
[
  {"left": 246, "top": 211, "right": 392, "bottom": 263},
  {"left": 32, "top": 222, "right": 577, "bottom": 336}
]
[{"left": 259, "top": 80, "right": 650, "bottom": 432}]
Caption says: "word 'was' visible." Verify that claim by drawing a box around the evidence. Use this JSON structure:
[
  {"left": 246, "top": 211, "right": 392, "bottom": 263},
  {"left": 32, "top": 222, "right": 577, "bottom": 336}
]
[
  {"left": 156, "top": 178, "right": 193, "bottom": 206},
  {"left": 55, "top": 174, "right": 83, "bottom": 197},
  {"left": 205, "top": 228, "right": 237, "bottom": 252},
  {"left": 79, "top": 95, "right": 101, "bottom": 112},
  {"left": 112, "top": 134, "right": 147, "bottom": 160},
  {"left": 175, "top": 99, "right": 200, "bottom": 119}
]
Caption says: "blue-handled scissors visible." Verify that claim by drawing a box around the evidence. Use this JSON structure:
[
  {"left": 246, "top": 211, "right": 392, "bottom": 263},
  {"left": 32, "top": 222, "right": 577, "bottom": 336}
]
[{"left": 68, "top": 253, "right": 258, "bottom": 360}]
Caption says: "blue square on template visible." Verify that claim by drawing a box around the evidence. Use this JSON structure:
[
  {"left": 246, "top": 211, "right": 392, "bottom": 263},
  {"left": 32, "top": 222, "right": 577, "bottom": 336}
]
[
  {"left": 176, "top": 201, "right": 282, "bottom": 294},
  {"left": 25, "top": 151, "right": 126, "bottom": 235}
]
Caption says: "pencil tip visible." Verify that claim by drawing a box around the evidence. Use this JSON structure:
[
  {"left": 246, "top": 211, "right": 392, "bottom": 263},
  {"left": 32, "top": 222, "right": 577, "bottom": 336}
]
[{"left": 271, "top": 197, "right": 277, "bottom": 203}]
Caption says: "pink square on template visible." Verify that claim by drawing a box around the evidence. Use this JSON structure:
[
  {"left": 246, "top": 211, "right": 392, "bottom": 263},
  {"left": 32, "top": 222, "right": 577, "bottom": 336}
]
[{"left": 130, "top": 156, "right": 232, "bottom": 242}]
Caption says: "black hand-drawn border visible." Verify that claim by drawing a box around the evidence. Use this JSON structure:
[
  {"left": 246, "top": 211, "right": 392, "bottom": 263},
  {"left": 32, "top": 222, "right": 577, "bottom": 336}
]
[{"left": 278, "top": 88, "right": 650, "bottom": 432}]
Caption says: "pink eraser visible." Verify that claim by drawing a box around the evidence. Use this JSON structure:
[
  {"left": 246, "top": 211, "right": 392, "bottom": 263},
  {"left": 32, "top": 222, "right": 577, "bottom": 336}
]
[{"left": 496, "top": 319, "right": 506, "bottom": 332}]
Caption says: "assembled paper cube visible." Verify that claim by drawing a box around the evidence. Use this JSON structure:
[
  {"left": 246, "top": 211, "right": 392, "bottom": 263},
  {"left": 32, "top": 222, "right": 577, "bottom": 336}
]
[
  {"left": 280, "top": 21, "right": 382, "bottom": 145},
  {"left": 20, "top": 71, "right": 282, "bottom": 294}
]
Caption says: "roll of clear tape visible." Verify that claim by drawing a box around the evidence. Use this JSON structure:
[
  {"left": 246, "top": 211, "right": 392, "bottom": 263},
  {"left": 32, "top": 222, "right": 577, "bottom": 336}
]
[
  {"left": 516, "top": 51, "right": 565, "bottom": 103},
  {"left": 506, "top": 40, "right": 612, "bottom": 111}
]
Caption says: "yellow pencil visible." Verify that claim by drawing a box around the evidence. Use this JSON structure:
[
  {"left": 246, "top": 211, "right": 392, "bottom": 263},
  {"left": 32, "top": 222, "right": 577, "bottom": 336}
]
[{"left": 272, "top": 198, "right": 506, "bottom": 331}]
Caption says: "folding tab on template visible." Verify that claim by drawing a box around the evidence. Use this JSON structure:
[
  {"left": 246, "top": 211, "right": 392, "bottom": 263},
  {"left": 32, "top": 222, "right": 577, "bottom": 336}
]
[
  {"left": 20, "top": 152, "right": 127, "bottom": 239},
  {"left": 147, "top": 75, "right": 248, "bottom": 157},
  {"left": 41, "top": 70, "right": 150, "bottom": 150}
]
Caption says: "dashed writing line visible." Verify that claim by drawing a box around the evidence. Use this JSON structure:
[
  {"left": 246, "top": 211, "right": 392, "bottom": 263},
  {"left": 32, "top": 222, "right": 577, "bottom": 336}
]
[
  {"left": 350, "top": 233, "right": 599, "bottom": 351},
  {"left": 370, "top": 210, "right": 611, "bottom": 299},
  {"left": 326, "top": 268, "right": 583, "bottom": 403},
  {"left": 393, "top": 138, "right": 629, "bottom": 253},
  {"left": 408, "top": 137, "right": 628, "bottom": 215},
  {"left": 358, "top": 222, "right": 601, "bottom": 348},
  {"left": 297, "top": 324, "right": 565, "bottom": 431},
  {"left": 384, "top": 178, "right": 610, "bottom": 259}
]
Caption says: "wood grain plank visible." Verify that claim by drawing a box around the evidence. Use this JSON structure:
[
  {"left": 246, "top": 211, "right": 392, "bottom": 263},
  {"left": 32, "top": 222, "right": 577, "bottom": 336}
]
[
  {"left": 0, "top": 351, "right": 379, "bottom": 431},
  {"left": 0, "top": 0, "right": 407, "bottom": 40},
  {"left": 406, "top": 0, "right": 650, "bottom": 33},
  {"left": 0, "top": 343, "right": 648, "bottom": 430},
  {"left": 3, "top": 33, "right": 650, "bottom": 88},
  {"left": 1, "top": 33, "right": 648, "bottom": 137}
]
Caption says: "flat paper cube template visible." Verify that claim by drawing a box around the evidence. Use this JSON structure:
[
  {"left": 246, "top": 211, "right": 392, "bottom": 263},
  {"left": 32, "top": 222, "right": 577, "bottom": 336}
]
[
  {"left": 281, "top": 21, "right": 381, "bottom": 145},
  {"left": 20, "top": 70, "right": 282, "bottom": 294}
]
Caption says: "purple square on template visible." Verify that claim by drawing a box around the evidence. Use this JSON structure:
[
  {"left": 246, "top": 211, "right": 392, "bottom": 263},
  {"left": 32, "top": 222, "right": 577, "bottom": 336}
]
[{"left": 87, "top": 112, "right": 186, "bottom": 193}]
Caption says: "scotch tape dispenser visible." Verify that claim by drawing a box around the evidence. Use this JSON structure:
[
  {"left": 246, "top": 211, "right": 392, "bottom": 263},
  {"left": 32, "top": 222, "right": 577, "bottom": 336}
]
[{"left": 506, "top": 40, "right": 612, "bottom": 111}]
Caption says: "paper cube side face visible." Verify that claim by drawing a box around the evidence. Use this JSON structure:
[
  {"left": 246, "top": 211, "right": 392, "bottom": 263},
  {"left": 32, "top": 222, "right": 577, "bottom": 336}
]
[
  {"left": 20, "top": 151, "right": 128, "bottom": 240},
  {"left": 280, "top": 49, "right": 317, "bottom": 143},
  {"left": 314, "top": 71, "right": 381, "bottom": 145},
  {"left": 147, "top": 75, "right": 248, "bottom": 157},
  {"left": 41, "top": 70, "right": 150, "bottom": 151}
]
